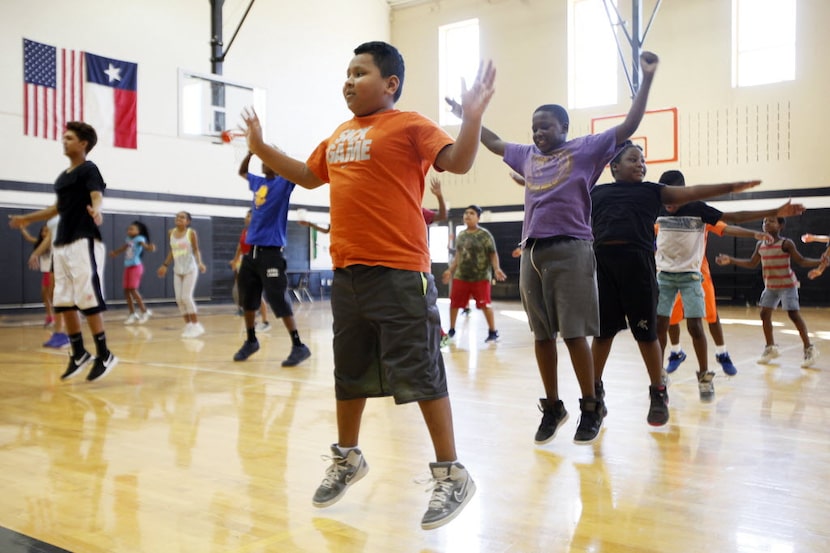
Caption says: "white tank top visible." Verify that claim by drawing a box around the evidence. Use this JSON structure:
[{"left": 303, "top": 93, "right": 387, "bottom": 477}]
[{"left": 170, "top": 228, "right": 197, "bottom": 275}]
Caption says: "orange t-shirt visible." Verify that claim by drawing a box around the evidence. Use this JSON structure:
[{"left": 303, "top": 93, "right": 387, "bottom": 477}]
[{"left": 306, "top": 110, "right": 453, "bottom": 272}]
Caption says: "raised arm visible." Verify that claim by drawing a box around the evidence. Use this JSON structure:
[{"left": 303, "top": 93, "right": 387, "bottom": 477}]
[
  {"left": 661, "top": 180, "right": 761, "bottom": 205},
  {"left": 444, "top": 96, "right": 505, "bottom": 156},
  {"left": 715, "top": 241, "right": 762, "bottom": 269},
  {"left": 720, "top": 199, "right": 806, "bottom": 224},
  {"left": 435, "top": 61, "right": 497, "bottom": 173},
  {"left": 429, "top": 177, "right": 447, "bottom": 223},
  {"left": 238, "top": 151, "right": 253, "bottom": 179},
  {"left": 241, "top": 108, "right": 325, "bottom": 190},
  {"left": 615, "top": 52, "right": 659, "bottom": 144}
]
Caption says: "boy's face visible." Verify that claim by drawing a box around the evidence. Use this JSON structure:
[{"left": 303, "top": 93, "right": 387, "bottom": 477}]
[
  {"left": 343, "top": 53, "right": 399, "bottom": 116},
  {"left": 611, "top": 147, "right": 647, "bottom": 182},
  {"left": 463, "top": 209, "right": 480, "bottom": 226},
  {"left": 62, "top": 130, "right": 87, "bottom": 157},
  {"left": 532, "top": 111, "right": 568, "bottom": 154}
]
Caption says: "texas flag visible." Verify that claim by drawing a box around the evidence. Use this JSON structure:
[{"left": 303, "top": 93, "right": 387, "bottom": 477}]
[
  {"left": 23, "top": 39, "right": 138, "bottom": 149},
  {"left": 85, "top": 52, "right": 138, "bottom": 149}
]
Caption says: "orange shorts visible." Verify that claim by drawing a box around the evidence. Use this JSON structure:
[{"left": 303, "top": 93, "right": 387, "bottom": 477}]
[{"left": 669, "top": 271, "right": 718, "bottom": 325}]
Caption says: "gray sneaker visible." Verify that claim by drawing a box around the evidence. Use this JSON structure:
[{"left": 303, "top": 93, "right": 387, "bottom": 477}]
[
  {"left": 802, "top": 345, "right": 819, "bottom": 368},
  {"left": 420, "top": 462, "right": 476, "bottom": 530},
  {"left": 312, "top": 444, "right": 369, "bottom": 508},
  {"left": 698, "top": 371, "right": 715, "bottom": 402}
]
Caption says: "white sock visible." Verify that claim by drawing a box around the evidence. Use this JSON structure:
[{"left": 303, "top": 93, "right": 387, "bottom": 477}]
[
  {"left": 715, "top": 345, "right": 727, "bottom": 355},
  {"left": 671, "top": 344, "right": 682, "bottom": 353}
]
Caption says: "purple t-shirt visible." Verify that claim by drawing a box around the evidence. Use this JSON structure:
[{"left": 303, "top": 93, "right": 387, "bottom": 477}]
[{"left": 503, "top": 127, "right": 618, "bottom": 243}]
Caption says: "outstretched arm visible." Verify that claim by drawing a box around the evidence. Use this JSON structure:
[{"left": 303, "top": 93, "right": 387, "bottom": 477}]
[
  {"left": 109, "top": 243, "right": 128, "bottom": 258},
  {"left": 435, "top": 61, "right": 497, "bottom": 173},
  {"left": 721, "top": 225, "right": 772, "bottom": 243},
  {"left": 8, "top": 204, "right": 58, "bottom": 229},
  {"left": 615, "top": 52, "right": 659, "bottom": 144},
  {"left": 782, "top": 238, "right": 823, "bottom": 268},
  {"left": 298, "top": 220, "right": 330, "bottom": 234},
  {"left": 444, "top": 97, "right": 505, "bottom": 156},
  {"left": 241, "top": 108, "right": 325, "bottom": 189},
  {"left": 429, "top": 177, "right": 447, "bottom": 223},
  {"left": 715, "top": 242, "right": 762, "bottom": 269},
  {"left": 720, "top": 199, "right": 806, "bottom": 224},
  {"left": 661, "top": 180, "right": 762, "bottom": 205}
]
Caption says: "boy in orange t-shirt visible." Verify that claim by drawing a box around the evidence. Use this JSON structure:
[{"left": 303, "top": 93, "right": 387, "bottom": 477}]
[{"left": 241, "top": 41, "right": 495, "bottom": 530}]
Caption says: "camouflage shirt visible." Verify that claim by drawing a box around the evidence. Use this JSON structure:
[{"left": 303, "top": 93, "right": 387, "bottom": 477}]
[{"left": 454, "top": 227, "right": 496, "bottom": 282}]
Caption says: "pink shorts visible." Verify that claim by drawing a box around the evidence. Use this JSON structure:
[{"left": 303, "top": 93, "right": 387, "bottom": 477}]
[
  {"left": 450, "top": 279, "right": 492, "bottom": 309},
  {"left": 123, "top": 264, "right": 144, "bottom": 289}
]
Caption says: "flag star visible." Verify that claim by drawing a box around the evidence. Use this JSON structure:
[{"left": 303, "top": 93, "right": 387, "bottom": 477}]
[{"left": 103, "top": 63, "right": 122, "bottom": 83}]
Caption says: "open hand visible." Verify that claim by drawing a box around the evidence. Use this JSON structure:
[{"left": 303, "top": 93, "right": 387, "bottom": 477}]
[
  {"left": 457, "top": 60, "right": 496, "bottom": 121},
  {"left": 240, "top": 107, "right": 265, "bottom": 154},
  {"left": 776, "top": 199, "right": 806, "bottom": 218},
  {"left": 715, "top": 254, "right": 731, "bottom": 266},
  {"left": 429, "top": 177, "right": 443, "bottom": 197}
]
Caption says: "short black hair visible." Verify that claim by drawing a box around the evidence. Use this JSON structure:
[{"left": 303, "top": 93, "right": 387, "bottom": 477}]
[
  {"left": 465, "top": 205, "right": 483, "bottom": 216},
  {"left": 534, "top": 104, "right": 570, "bottom": 127},
  {"left": 354, "top": 41, "right": 405, "bottom": 102},
  {"left": 659, "top": 170, "right": 685, "bottom": 187},
  {"left": 66, "top": 121, "right": 98, "bottom": 153}
]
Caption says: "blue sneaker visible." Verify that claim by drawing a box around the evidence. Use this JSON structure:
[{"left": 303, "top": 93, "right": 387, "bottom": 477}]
[
  {"left": 43, "top": 333, "right": 70, "bottom": 348},
  {"left": 715, "top": 352, "right": 737, "bottom": 376},
  {"left": 665, "top": 350, "right": 687, "bottom": 374}
]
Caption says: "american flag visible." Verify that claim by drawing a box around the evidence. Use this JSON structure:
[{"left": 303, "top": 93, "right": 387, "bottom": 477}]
[{"left": 23, "top": 38, "right": 85, "bottom": 141}]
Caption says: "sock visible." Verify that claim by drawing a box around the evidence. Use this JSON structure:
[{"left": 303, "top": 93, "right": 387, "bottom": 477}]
[
  {"left": 247, "top": 327, "right": 256, "bottom": 342},
  {"left": 671, "top": 344, "right": 682, "bottom": 353},
  {"left": 69, "top": 333, "right": 85, "bottom": 359},
  {"left": 715, "top": 345, "right": 727, "bottom": 355},
  {"left": 337, "top": 445, "right": 359, "bottom": 456},
  {"left": 290, "top": 330, "right": 302, "bottom": 347},
  {"left": 93, "top": 332, "right": 108, "bottom": 359}
]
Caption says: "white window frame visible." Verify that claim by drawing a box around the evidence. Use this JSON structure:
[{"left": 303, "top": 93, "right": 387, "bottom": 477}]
[
  {"left": 732, "top": 0, "right": 796, "bottom": 88},
  {"left": 438, "top": 18, "right": 480, "bottom": 126},
  {"left": 568, "top": 0, "right": 618, "bottom": 109}
]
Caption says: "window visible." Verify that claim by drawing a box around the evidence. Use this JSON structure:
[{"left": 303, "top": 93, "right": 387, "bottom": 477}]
[
  {"left": 568, "top": 0, "right": 618, "bottom": 109},
  {"left": 732, "top": 0, "right": 796, "bottom": 87},
  {"left": 438, "top": 18, "right": 480, "bottom": 126},
  {"left": 429, "top": 225, "right": 449, "bottom": 263}
]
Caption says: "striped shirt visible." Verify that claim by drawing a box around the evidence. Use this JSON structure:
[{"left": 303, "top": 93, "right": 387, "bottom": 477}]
[{"left": 760, "top": 239, "right": 798, "bottom": 289}]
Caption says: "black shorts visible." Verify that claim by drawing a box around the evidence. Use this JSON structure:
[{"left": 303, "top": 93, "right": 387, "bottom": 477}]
[
  {"left": 595, "top": 245, "right": 658, "bottom": 341},
  {"left": 331, "top": 265, "right": 448, "bottom": 405},
  {"left": 237, "top": 246, "right": 293, "bottom": 318}
]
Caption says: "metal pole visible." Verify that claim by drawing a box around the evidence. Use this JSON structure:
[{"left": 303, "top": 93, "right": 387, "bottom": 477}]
[
  {"left": 210, "top": 0, "right": 224, "bottom": 75},
  {"left": 631, "top": 0, "right": 642, "bottom": 93}
]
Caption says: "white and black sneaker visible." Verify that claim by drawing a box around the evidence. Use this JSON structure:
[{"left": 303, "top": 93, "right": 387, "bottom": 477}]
[
  {"left": 312, "top": 444, "right": 369, "bottom": 508},
  {"left": 87, "top": 351, "right": 119, "bottom": 382},
  {"left": 421, "top": 461, "right": 476, "bottom": 530},
  {"left": 61, "top": 351, "right": 93, "bottom": 380}
]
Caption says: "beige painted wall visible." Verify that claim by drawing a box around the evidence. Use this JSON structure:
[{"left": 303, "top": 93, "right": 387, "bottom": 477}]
[
  {"left": 391, "top": 0, "right": 830, "bottom": 212},
  {"left": 0, "top": 0, "right": 391, "bottom": 213}
]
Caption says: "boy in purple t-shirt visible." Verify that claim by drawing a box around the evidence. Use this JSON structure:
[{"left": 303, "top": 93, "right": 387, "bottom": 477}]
[{"left": 447, "top": 51, "right": 660, "bottom": 444}]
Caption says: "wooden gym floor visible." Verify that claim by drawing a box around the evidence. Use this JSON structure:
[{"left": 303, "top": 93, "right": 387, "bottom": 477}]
[{"left": 0, "top": 300, "right": 827, "bottom": 552}]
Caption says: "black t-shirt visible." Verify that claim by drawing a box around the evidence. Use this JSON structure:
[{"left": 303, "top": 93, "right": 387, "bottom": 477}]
[
  {"left": 590, "top": 180, "right": 664, "bottom": 251},
  {"left": 54, "top": 160, "right": 106, "bottom": 245}
]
